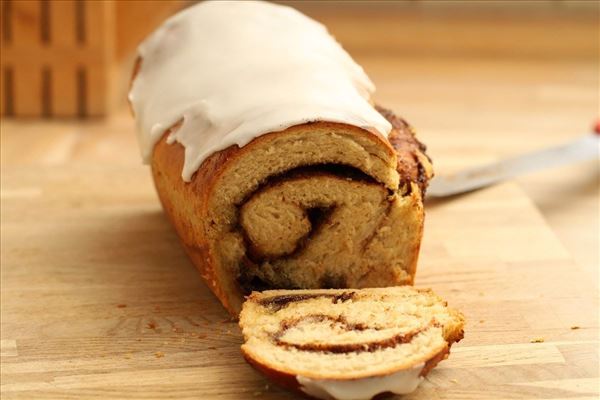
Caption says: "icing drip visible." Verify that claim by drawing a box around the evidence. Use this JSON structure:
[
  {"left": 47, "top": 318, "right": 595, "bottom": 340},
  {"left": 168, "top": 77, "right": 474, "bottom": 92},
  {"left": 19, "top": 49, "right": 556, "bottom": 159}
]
[
  {"left": 297, "top": 363, "right": 424, "bottom": 400},
  {"left": 129, "top": 0, "right": 392, "bottom": 181}
]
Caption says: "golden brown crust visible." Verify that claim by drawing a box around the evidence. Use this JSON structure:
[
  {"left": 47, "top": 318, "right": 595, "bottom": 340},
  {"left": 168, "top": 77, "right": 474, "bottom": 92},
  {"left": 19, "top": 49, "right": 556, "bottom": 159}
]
[
  {"left": 242, "top": 350, "right": 303, "bottom": 393},
  {"left": 152, "top": 127, "right": 241, "bottom": 313},
  {"left": 376, "top": 105, "right": 433, "bottom": 194},
  {"left": 420, "top": 344, "right": 450, "bottom": 377}
]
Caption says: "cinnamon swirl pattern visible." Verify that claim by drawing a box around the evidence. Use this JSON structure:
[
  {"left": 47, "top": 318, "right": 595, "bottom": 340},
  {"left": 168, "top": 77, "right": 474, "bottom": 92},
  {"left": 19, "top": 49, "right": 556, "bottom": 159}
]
[
  {"left": 274, "top": 314, "right": 430, "bottom": 354},
  {"left": 151, "top": 110, "right": 432, "bottom": 315},
  {"left": 239, "top": 287, "right": 465, "bottom": 399}
]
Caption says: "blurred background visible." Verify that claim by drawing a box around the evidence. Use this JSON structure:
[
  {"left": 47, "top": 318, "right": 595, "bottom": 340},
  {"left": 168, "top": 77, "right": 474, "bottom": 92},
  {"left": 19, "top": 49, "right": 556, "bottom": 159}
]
[{"left": 1, "top": 1, "right": 597, "bottom": 118}]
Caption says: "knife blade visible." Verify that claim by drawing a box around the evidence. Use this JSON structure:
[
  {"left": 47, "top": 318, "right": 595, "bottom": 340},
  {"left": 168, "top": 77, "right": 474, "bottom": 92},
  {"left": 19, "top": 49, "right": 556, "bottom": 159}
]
[{"left": 427, "top": 128, "right": 600, "bottom": 198}]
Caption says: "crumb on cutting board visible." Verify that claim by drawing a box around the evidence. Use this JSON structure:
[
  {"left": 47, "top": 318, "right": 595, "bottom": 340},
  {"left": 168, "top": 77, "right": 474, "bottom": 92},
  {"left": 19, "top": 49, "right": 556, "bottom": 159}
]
[
  {"left": 570, "top": 326, "right": 580, "bottom": 330},
  {"left": 530, "top": 337, "right": 545, "bottom": 343},
  {"left": 155, "top": 351, "right": 165, "bottom": 358},
  {"left": 117, "top": 304, "right": 127, "bottom": 308}
]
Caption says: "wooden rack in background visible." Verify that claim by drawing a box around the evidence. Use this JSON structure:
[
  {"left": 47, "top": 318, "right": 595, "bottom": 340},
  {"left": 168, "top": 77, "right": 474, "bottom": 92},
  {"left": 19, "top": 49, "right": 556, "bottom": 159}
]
[
  {"left": 0, "top": 0, "right": 185, "bottom": 119},
  {"left": 1, "top": 0, "right": 116, "bottom": 118}
]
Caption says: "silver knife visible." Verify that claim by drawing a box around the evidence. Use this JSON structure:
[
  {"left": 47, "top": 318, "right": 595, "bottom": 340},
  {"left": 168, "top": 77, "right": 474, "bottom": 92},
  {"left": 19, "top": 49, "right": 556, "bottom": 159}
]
[{"left": 427, "top": 125, "right": 600, "bottom": 198}]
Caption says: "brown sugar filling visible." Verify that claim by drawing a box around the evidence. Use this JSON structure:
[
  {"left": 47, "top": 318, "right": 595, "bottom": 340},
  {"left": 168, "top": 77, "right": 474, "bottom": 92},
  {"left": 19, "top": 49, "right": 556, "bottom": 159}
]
[
  {"left": 272, "top": 314, "right": 429, "bottom": 354},
  {"left": 257, "top": 292, "right": 356, "bottom": 312}
]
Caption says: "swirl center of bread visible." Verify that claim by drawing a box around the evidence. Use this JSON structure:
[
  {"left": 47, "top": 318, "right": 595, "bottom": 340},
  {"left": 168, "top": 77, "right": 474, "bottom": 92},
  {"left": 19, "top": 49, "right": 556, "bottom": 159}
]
[{"left": 239, "top": 167, "right": 394, "bottom": 288}]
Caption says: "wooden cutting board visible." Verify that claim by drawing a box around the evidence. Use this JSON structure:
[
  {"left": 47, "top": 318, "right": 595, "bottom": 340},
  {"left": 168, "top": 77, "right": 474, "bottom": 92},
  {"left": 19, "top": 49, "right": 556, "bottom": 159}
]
[
  {"left": 1, "top": 156, "right": 598, "bottom": 399},
  {"left": 1, "top": 4, "right": 598, "bottom": 396}
]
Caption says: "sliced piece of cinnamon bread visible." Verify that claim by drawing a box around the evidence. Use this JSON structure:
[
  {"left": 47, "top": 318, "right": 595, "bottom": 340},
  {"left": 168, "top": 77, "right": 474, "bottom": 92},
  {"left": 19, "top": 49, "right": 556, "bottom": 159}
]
[{"left": 239, "top": 287, "right": 464, "bottom": 400}]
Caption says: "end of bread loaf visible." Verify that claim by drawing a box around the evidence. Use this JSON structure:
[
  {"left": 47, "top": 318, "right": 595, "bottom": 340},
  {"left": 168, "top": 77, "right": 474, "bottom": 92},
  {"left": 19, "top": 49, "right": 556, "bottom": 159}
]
[
  {"left": 239, "top": 286, "right": 464, "bottom": 400},
  {"left": 151, "top": 109, "right": 432, "bottom": 315}
]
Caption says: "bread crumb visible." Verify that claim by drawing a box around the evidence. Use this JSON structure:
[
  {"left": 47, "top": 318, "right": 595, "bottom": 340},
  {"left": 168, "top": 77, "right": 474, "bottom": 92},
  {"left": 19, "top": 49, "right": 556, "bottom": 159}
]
[
  {"left": 570, "top": 326, "right": 580, "bottom": 330},
  {"left": 479, "top": 320, "right": 484, "bottom": 324},
  {"left": 450, "top": 379, "right": 458, "bottom": 384},
  {"left": 117, "top": 304, "right": 127, "bottom": 308},
  {"left": 155, "top": 351, "right": 165, "bottom": 358},
  {"left": 530, "top": 337, "right": 545, "bottom": 343},
  {"left": 146, "top": 321, "right": 157, "bottom": 330}
]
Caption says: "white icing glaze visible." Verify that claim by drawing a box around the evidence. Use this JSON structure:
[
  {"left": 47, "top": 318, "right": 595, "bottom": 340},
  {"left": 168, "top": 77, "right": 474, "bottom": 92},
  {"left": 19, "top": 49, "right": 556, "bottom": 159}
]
[
  {"left": 297, "top": 363, "right": 424, "bottom": 400},
  {"left": 129, "top": 0, "right": 392, "bottom": 181}
]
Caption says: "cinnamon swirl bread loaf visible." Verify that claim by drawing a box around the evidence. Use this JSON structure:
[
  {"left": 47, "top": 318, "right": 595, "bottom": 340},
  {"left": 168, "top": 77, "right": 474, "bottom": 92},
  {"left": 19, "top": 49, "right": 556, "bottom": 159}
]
[
  {"left": 240, "top": 287, "right": 465, "bottom": 400},
  {"left": 129, "top": 1, "right": 433, "bottom": 315}
]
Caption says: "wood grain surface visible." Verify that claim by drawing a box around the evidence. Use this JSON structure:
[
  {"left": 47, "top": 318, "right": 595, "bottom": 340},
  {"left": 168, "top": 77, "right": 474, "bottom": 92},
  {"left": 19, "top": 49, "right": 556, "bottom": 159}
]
[{"left": 1, "top": 3, "right": 598, "bottom": 399}]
